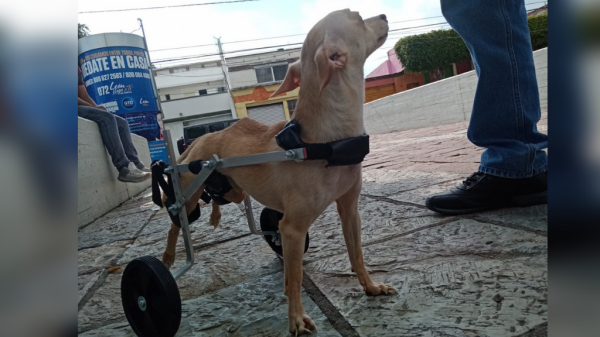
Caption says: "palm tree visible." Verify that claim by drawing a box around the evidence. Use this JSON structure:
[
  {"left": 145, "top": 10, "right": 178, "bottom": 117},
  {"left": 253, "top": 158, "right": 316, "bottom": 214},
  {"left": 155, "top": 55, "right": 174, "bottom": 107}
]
[{"left": 78, "top": 24, "right": 90, "bottom": 39}]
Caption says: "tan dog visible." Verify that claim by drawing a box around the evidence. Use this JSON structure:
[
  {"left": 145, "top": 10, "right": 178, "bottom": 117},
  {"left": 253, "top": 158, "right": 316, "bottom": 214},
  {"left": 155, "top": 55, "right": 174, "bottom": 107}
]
[{"left": 161, "top": 9, "right": 391, "bottom": 335}]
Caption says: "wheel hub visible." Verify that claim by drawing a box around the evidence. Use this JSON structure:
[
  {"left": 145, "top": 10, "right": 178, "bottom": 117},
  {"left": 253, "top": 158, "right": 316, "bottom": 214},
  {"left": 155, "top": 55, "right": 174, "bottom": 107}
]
[{"left": 137, "top": 296, "right": 147, "bottom": 311}]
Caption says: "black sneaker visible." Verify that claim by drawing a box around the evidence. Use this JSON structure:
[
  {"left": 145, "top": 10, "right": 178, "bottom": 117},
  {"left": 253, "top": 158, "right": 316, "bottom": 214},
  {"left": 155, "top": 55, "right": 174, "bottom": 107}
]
[{"left": 425, "top": 171, "right": 547, "bottom": 215}]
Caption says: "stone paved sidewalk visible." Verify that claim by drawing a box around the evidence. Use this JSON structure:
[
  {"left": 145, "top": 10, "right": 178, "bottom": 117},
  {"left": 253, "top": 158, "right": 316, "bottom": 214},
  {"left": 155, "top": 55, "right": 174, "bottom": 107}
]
[{"left": 78, "top": 113, "right": 547, "bottom": 336}]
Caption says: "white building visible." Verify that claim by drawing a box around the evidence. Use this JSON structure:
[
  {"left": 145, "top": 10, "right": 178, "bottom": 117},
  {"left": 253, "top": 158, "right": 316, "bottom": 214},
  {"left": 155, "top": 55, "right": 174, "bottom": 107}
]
[{"left": 154, "top": 60, "right": 236, "bottom": 153}]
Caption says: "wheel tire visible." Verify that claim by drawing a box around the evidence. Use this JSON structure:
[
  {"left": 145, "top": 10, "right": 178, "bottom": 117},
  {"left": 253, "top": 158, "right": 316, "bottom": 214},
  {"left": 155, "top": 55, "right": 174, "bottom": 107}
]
[
  {"left": 259, "top": 208, "right": 309, "bottom": 258},
  {"left": 121, "top": 256, "right": 181, "bottom": 337}
]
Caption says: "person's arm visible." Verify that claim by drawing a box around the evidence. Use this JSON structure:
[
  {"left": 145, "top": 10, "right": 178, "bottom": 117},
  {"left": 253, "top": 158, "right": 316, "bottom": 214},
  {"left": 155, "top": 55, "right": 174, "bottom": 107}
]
[
  {"left": 78, "top": 84, "right": 97, "bottom": 106},
  {"left": 78, "top": 97, "right": 94, "bottom": 107},
  {"left": 78, "top": 84, "right": 106, "bottom": 110}
]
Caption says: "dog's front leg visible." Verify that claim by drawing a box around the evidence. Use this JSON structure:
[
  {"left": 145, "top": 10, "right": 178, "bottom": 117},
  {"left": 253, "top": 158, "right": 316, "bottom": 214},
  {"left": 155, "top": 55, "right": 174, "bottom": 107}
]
[
  {"left": 336, "top": 182, "right": 394, "bottom": 296},
  {"left": 162, "top": 222, "right": 180, "bottom": 268},
  {"left": 280, "top": 216, "right": 316, "bottom": 335}
]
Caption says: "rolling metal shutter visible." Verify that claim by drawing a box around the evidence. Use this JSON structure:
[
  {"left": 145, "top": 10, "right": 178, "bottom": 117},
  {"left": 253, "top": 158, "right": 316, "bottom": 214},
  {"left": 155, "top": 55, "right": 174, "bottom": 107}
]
[{"left": 247, "top": 103, "right": 286, "bottom": 125}]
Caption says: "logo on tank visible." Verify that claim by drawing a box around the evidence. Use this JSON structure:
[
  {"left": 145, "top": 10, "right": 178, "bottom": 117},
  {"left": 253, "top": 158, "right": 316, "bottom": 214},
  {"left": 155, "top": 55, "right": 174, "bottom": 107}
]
[{"left": 123, "top": 97, "right": 135, "bottom": 109}]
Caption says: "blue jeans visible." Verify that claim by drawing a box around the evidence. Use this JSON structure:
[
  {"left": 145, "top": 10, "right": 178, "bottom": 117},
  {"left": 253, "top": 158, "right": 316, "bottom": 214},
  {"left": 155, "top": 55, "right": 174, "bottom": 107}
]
[
  {"left": 78, "top": 106, "right": 141, "bottom": 171},
  {"left": 441, "top": 0, "right": 548, "bottom": 178}
]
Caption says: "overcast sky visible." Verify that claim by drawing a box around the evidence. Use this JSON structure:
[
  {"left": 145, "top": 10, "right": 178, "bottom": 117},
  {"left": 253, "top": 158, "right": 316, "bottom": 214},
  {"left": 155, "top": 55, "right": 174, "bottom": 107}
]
[{"left": 78, "top": 0, "right": 547, "bottom": 75}]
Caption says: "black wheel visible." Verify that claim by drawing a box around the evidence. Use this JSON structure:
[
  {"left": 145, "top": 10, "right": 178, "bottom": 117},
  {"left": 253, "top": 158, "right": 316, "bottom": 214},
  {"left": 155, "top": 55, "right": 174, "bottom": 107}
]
[
  {"left": 260, "top": 208, "right": 309, "bottom": 258},
  {"left": 121, "top": 256, "right": 181, "bottom": 337}
]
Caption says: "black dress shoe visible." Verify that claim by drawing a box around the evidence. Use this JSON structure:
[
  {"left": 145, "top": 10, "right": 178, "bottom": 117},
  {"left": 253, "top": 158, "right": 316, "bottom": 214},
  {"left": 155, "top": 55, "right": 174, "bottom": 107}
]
[{"left": 425, "top": 171, "right": 547, "bottom": 215}]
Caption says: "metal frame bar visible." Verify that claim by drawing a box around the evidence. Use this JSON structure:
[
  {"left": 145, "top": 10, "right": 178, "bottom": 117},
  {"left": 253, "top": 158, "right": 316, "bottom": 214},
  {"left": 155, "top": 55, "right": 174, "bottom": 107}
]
[
  {"left": 163, "top": 130, "right": 195, "bottom": 280},
  {"left": 161, "top": 129, "right": 305, "bottom": 280}
]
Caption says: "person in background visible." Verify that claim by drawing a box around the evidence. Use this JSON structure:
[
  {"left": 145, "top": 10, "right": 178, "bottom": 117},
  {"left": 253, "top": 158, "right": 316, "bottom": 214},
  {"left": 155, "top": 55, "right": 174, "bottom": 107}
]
[
  {"left": 78, "top": 67, "right": 151, "bottom": 183},
  {"left": 425, "top": 0, "right": 548, "bottom": 214}
]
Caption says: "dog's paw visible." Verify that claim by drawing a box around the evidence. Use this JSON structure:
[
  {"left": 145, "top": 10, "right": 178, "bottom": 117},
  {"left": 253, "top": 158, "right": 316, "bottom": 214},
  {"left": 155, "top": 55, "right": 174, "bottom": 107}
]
[
  {"left": 162, "top": 252, "right": 175, "bottom": 269},
  {"left": 364, "top": 282, "right": 395, "bottom": 296},
  {"left": 289, "top": 313, "right": 316, "bottom": 336},
  {"left": 209, "top": 212, "right": 221, "bottom": 229}
]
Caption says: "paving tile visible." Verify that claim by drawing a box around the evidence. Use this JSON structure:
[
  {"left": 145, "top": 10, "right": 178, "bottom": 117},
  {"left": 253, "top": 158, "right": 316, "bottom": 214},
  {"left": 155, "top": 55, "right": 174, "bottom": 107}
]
[
  {"left": 78, "top": 210, "right": 155, "bottom": 250},
  {"left": 362, "top": 169, "right": 463, "bottom": 198},
  {"left": 117, "top": 202, "right": 260, "bottom": 266},
  {"left": 78, "top": 270, "right": 105, "bottom": 307},
  {"left": 304, "top": 219, "right": 547, "bottom": 337},
  {"left": 181, "top": 272, "right": 341, "bottom": 336},
  {"left": 471, "top": 205, "right": 548, "bottom": 233},
  {"left": 305, "top": 195, "right": 449, "bottom": 264},
  {"left": 78, "top": 235, "right": 283, "bottom": 333},
  {"left": 79, "top": 240, "right": 133, "bottom": 275}
]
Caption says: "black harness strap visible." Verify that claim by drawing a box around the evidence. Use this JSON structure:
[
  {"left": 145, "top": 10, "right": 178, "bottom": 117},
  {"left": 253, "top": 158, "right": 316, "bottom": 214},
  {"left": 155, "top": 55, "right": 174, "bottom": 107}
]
[
  {"left": 150, "top": 160, "right": 203, "bottom": 228},
  {"left": 275, "top": 120, "right": 370, "bottom": 166},
  {"left": 187, "top": 160, "right": 233, "bottom": 206}
]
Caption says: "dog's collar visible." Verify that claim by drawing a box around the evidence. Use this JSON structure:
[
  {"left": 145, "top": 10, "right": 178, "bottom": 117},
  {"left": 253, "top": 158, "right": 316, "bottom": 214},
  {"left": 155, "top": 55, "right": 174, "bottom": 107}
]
[{"left": 275, "top": 120, "right": 369, "bottom": 166}]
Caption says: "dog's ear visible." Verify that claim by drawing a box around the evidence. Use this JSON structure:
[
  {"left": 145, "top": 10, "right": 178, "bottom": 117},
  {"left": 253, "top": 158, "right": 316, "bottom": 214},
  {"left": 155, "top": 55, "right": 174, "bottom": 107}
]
[
  {"left": 270, "top": 61, "right": 302, "bottom": 97},
  {"left": 315, "top": 36, "right": 348, "bottom": 96}
]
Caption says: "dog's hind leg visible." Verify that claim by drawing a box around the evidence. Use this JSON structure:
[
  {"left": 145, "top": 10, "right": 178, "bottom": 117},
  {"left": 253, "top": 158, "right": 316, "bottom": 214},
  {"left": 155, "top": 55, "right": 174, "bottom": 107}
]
[
  {"left": 209, "top": 201, "right": 221, "bottom": 228},
  {"left": 336, "top": 179, "right": 394, "bottom": 296},
  {"left": 162, "top": 172, "right": 205, "bottom": 269}
]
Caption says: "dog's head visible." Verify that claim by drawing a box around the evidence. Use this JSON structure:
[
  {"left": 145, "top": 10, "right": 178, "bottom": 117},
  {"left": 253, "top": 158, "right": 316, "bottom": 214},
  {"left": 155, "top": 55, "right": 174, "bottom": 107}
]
[{"left": 271, "top": 9, "right": 389, "bottom": 97}]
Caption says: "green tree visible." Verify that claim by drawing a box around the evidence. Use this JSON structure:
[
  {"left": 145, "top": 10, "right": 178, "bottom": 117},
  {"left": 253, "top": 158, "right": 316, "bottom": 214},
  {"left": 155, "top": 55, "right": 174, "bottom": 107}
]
[
  {"left": 394, "top": 13, "right": 548, "bottom": 74},
  {"left": 78, "top": 23, "right": 90, "bottom": 39}
]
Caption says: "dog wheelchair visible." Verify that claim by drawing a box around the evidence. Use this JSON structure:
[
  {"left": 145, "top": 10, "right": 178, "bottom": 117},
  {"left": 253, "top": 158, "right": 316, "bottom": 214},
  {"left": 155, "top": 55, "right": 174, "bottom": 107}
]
[
  {"left": 120, "top": 121, "right": 369, "bottom": 336},
  {"left": 120, "top": 129, "right": 310, "bottom": 337}
]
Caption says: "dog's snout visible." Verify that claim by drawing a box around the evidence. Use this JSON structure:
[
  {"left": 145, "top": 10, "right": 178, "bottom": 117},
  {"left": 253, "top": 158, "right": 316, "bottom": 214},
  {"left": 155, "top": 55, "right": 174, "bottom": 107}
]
[{"left": 379, "top": 14, "right": 387, "bottom": 22}]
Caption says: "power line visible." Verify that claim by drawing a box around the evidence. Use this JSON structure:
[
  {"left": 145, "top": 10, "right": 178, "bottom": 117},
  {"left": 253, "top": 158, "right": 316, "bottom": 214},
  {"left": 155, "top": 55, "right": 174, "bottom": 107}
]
[
  {"left": 78, "top": 0, "right": 261, "bottom": 14},
  {"left": 224, "top": 33, "right": 306, "bottom": 45},
  {"left": 389, "top": 22, "right": 449, "bottom": 33},
  {"left": 389, "top": 15, "right": 444, "bottom": 24},
  {"left": 150, "top": 43, "right": 216, "bottom": 52},
  {"left": 153, "top": 42, "right": 302, "bottom": 64}
]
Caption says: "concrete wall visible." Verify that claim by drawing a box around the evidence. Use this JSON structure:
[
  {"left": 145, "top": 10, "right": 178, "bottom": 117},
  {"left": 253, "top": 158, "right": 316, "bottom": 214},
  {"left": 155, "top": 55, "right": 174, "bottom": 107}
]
[
  {"left": 364, "top": 48, "right": 548, "bottom": 135},
  {"left": 229, "top": 69, "right": 258, "bottom": 89},
  {"left": 163, "top": 121, "right": 184, "bottom": 154},
  {"left": 78, "top": 117, "right": 152, "bottom": 228}
]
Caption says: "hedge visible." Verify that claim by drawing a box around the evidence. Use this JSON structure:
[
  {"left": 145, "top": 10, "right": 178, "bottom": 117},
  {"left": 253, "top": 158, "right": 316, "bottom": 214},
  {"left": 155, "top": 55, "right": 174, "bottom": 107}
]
[{"left": 395, "top": 13, "right": 548, "bottom": 74}]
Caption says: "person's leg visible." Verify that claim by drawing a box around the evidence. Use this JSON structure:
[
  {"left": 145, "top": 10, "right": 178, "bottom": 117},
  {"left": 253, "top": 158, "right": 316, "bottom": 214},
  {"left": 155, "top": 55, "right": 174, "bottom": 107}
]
[
  {"left": 114, "top": 115, "right": 151, "bottom": 172},
  {"left": 114, "top": 115, "right": 141, "bottom": 166},
  {"left": 426, "top": 0, "right": 547, "bottom": 214},
  {"left": 78, "top": 106, "right": 130, "bottom": 171},
  {"left": 78, "top": 106, "right": 150, "bottom": 183},
  {"left": 443, "top": 0, "right": 547, "bottom": 176}
]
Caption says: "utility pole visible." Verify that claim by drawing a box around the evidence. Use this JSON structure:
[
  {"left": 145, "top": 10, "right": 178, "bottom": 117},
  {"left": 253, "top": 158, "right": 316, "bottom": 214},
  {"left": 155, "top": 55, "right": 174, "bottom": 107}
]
[
  {"left": 138, "top": 18, "right": 164, "bottom": 119},
  {"left": 215, "top": 37, "right": 238, "bottom": 119}
]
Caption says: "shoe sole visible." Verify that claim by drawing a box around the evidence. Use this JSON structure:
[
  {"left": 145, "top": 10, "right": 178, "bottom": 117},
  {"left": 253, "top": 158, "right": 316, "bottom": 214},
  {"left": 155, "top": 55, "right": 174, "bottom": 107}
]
[
  {"left": 118, "top": 175, "right": 151, "bottom": 183},
  {"left": 426, "top": 191, "right": 547, "bottom": 215}
]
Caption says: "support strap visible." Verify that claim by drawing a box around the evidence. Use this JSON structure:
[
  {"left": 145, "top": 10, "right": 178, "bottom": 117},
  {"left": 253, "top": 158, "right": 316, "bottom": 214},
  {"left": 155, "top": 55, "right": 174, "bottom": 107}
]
[
  {"left": 275, "top": 120, "right": 369, "bottom": 166},
  {"left": 187, "top": 160, "right": 233, "bottom": 206},
  {"left": 150, "top": 160, "right": 204, "bottom": 228}
]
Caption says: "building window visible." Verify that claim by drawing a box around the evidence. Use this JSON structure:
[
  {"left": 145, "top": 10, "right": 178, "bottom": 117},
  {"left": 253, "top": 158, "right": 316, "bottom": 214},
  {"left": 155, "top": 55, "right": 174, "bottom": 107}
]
[
  {"left": 273, "top": 65, "right": 287, "bottom": 81},
  {"left": 255, "top": 68, "right": 273, "bottom": 84},
  {"left": 169, "top": 69, "right": 174, "bottom": 74},
  {"left": 217, "top": 87, "right": 226, "bottom": 93},
  {"left": 255, "top": 63, "right": 289, "bottom": 84},
  {"left": 185, "top": 66, "right": 190, "bottom": 71},
  {"left": 199, "top": 89, "right": 208, "bottom": 96},
  {"left": 287, "top": 99, "right": 297, "bottom": 118},
  {"left": 165, "top": 94, "right": 171, "bottom": 101}
]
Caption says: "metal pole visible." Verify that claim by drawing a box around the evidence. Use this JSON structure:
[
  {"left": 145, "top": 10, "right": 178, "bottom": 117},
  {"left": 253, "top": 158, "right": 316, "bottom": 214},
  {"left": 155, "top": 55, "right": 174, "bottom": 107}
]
[
  {"left": 138, "top": 18, "right": 164, "bottom": 117},
  {"left": 215, "top": 37, "right": 238, "bottom": 119},
  {"left": 163, "top": 129, "right": 195, "bottom": 280}
]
